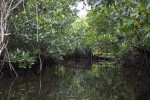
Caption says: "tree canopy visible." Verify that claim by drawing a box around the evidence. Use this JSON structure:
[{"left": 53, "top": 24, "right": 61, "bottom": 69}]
[{"left": 0, "top": 0, "right": 150, "bottom": 69}]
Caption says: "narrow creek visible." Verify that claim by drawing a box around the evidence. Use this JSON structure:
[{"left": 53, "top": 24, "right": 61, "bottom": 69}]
[{"left": 0, "top": 60, "right": 150, "bottom": 100}]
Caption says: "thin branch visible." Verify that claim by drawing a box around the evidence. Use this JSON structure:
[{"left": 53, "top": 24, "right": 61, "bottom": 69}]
[
  {"left": 2, "top": 0, "right": 5, "bottom": 6},
  {"left": 0, "top": 50, "right": 7, "bottom": 75},
  {"left": 7, "top": 0, "right": 14, "bottom": 16},
  {"left": 0, "top": 2, "right": 4, "bottom": 44},
  {"left": 144, "top": 49, "right": 149, "bottom": 69},
  {"left": 0, "top": 60, "right": 14, "bottom": 63},
  {"left": 5, "top": 48, "right": 18, "bottom": 77},
  {"left": 35, "top": 0, "right": 39, "bottom": 42},
  {"left": 7, "top": 77, "right": 17, "bottom": 100},
  {"left": 39, "top": 54, "right": 42, "bottom": 72},
  {"left": 38, "top": 54, "right": 42, "bottom": 95},
  {"left": 23, "top": 0, "right": 26, "bottom": 13},
  {"left": 11, "top": 0, "right": 23, "bottom": 10},
  {"left": 0, "top": 59, "right": 27, "bottom": 63},
  {"left": 0, "top": 72, "right": 4, "bottom": 80},
  {"left": 5, "top": 0, "right": 23, "bottom": 20},
  {"left": 6, "top": 0, "right": 12, "bottom": 7}
]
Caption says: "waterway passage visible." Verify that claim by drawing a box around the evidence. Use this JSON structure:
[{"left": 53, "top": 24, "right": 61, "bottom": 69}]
[{"left": 0, "top": 60, "right": 150, "bottom": 100}]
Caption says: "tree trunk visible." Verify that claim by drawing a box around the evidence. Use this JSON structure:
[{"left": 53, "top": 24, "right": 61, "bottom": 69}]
[
  {"left": 0, "top": 0, "right": 5, "bottom": 55},
  {"left": 0, "top": 0, "right": 23, "bottom": 55}
]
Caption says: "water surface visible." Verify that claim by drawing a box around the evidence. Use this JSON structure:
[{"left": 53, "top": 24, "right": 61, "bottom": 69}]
[{"left": 0, "top": 60, "right": 150, "bottom": 100}]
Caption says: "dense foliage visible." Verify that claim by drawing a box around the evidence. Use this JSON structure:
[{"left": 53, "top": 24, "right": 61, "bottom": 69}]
[
  {"left": 6, "top": 0, "right": 78, "bottom": 68},
  {"left": 87, "top": 0, "right": 150, "bottom": 62},
  {"left": 1, "top": 0, "right": 150, "bottom": 68}
]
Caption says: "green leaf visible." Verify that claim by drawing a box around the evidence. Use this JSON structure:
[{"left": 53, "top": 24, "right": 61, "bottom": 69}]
[
  {"left": 122, "top": 43, "right": 126, "bottom": 48},
  {"left": 127, "top": 19, "right": 135, "bottom": 27},
  {"left": 130, "top": 9, "right": 140, "bottom": 18},
  {"left": 56, "top": 9, "right": 60, "bottom": 14}
]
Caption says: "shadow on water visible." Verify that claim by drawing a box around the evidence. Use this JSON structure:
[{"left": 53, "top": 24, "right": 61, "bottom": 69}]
[{"left": 0, "top": 59, "right": 150, "bottom": 100}]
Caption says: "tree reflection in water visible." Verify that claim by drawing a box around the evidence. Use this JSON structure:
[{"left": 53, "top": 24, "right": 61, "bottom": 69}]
[{"left": 0, "top": 60, "right": 150, "bottom": 100}]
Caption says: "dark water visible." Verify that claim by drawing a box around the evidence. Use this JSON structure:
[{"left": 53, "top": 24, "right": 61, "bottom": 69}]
[{"left": 0, "top": 60, "right": 150, "bottom": 100}]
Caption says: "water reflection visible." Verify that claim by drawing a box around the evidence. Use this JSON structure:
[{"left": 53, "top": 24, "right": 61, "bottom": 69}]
[{"left": 0, "top": 60, "right": 150, "bottom": 100}]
